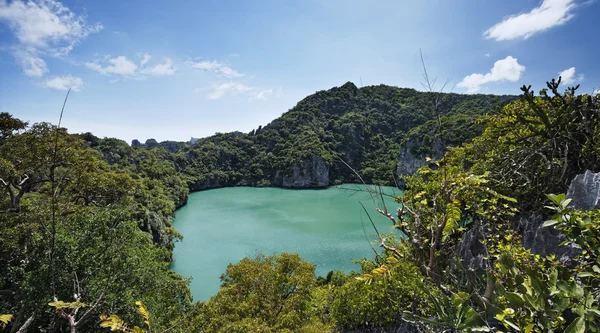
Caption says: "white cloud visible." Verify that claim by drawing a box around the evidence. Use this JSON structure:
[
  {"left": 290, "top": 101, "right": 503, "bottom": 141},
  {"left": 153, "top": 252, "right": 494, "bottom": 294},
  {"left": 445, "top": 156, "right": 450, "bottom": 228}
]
[
  {"left": 190, "top": 60, "right": 244, "bottom": 78},
  {"left": 139, "top": 53, "right": 151, "bottom": 66},
  {"left": 207, "top": 82, "right": 252, "bottom": 100},
  {"left": 484, "top": 53, "right": 491, "bottom": 58},
  {"left": 484, "top": 0, "right": 576, "bottom": 41},
  {"left": 45, "top": 74, "right": 83, "bottom": 91},
  {"left": 141, "top": 58, "right": 175, "bottom": 76},
  {"left": 557, "top": 67, "right": 584, "bottom": 84},
  {"left": 252, "top": 89, "right": 273, "bottom": 100},
  {"left": 595, "top": 88, "right": 600, "bottom": 95},
  {"left": 457, "top": 56, "right": 526, "bottom": 93},
  {"left": 15, "top": 49, "right": 48, "bottom": 77},
  {"left": 86, "top": 55, "right": 137, "bottom": 76},
  {"left": 0, "top": 0, "right": 102, "bottom": 76},
  {"left": 86, "top": 54, "right": 175, "bottom": 79}
]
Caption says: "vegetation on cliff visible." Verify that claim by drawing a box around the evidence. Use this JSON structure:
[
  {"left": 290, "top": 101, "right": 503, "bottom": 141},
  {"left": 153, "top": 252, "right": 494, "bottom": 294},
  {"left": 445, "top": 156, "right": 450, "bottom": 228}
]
[{"left": 87, "top": 83, "right": 513, "bottom": 194}]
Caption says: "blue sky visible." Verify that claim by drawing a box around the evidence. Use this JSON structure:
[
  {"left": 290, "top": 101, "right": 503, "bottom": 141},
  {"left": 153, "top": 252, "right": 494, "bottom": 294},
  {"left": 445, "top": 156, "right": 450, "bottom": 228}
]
[{"left": 0, "top": 0, "right": 598, "bottom": 142}]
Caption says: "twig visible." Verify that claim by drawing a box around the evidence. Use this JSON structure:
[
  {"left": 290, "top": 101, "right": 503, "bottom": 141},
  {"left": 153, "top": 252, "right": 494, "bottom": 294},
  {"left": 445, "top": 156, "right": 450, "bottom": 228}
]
[{"left": 48, "top": 88, "right": 71, "bottom": 298}]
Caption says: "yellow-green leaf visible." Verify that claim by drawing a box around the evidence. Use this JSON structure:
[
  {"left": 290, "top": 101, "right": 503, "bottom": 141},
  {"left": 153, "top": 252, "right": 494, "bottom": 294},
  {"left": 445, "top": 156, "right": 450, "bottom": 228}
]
[
  {"left": 48, "top": 301, "right": 88, "bottom": 309},
  {"left": 386, "top": 257, "right": 399, "bottom": 264},
  {"left": 0, "top": 314, "right": 13, "bottom": 326},
  {"left": 135, "top": 301, "right": 151, "bottom": 328}
]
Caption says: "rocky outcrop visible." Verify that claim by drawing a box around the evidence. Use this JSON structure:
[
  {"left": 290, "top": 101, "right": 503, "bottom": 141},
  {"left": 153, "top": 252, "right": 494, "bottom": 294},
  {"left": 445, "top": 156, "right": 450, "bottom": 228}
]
[
  {"left": 145, "top": 138, "right": 159, "bottom": 149},
  {"left": 514, "top": 171, "right": 600, "bottom": 264},
  {"left": 566, "top": 170, "right": 600, "bottom": 210},
  {"left": 457, "top": 220, "right": 489, "bottom": 270},
  {"left": 344, "top": 321, "right": 426, "bottom": 333},
  {"left": 275, "top": 156, "right": 330, "bottom": 188},
  {"left": 515, "top": 212, "right": 579, "bottom": 265},
  {"left": 396, "top": 137, "right": 445, "bottom": 179},
  {"left": 189, "top": 178, "right": 224, "bottom": 192}
]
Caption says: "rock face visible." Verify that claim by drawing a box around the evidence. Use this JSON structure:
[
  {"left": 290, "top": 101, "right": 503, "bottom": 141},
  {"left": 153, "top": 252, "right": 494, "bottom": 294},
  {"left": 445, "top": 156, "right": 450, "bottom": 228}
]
[
  {"left": 457, "top": 220, "right": 489, "bottom": 270},
  {"left": 514, "top": 171, "right": 600, "bottom": 264},
  {"left": 396, "top": 137, "right": 445, "bottom": 179},
  {"left": 277, "top": 156, "right": 330, "bottom": 188},
  {"left": 188, "top": 178, "right": 224, "bottom": 192},
  {"left": 566, "top": 170, "right": 600, "bottom": 210},
  {"left": 515, "top": 212, "right": 579, "bottom": 265},
  {"left": 345, "top": 322, "right": 426, "bottom": 333},
  {"left": 458, "top": 171, "right": 600, "bottom": 269}
]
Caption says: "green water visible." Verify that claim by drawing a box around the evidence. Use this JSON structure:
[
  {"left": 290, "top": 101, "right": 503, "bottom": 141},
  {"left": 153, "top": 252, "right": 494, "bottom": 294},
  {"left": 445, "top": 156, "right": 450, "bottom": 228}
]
[{"left": 171, "top": 184, "right": 401, "bottom": 301}]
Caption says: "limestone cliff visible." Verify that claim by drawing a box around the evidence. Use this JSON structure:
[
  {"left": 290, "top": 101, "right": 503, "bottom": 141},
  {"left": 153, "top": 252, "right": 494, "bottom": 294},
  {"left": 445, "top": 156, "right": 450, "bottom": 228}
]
[
  {"left": 396, "top": 137, "right": 445, "bottom": 179},
  {"left": 274, "top": 156, "right": 330, "bottom": 188}
]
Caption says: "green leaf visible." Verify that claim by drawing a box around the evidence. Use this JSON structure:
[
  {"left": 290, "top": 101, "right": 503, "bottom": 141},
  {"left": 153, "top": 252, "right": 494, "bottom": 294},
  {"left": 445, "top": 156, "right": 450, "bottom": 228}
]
[
  {"left": 542, "top": 219, "right": 560, "bottom": 227},
  {"left": 570, "top": 282, "right": 584, "bottom": 299},
  {"left": 528, "top": 274, "right": 544, "bottom": 295},
  {"left": 503, "top": 319, "right": 521, "bottom": 331},
  {"left": 549, "top": 269, "right": 558, "bottom": 287},
  {"left": 564, "top": 317, "right": 585, "bottom": 333},
  {"left": 585, "top": 309, "right": 600, "bottom": 318},
  {"left": 524, "top": 324, "right": 535, "bottom": 333},
  {"left": 504, "top": 292, "right": 525, "bottom": 307}
]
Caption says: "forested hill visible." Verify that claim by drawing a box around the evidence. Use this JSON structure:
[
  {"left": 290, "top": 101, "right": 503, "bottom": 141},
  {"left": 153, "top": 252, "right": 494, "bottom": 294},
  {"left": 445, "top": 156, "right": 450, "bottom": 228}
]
[{"left": 90, "top": 82, "right": 515, "bottom": 199}]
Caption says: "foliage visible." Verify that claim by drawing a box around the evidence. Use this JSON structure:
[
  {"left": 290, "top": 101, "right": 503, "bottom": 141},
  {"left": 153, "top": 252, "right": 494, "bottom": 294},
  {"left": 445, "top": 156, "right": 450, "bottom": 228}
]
[
  {"left": 486, "top": 227, "right": 582, "bottom": 332},
  {"left": 331, "top": 257, "right": 432, "bottom": 330},
  {"left": 6, "top": 79, "right": 599, "bottom": 333},
  {"left": 199, "top": 253, "right": 317, "bottom": 332},
  {"left": 0, "top": 115, "right": 191, "bottom": 332},
  {"left": 544, "top": 193, "right": 600, "bottom": 285},
  {"left": 356, "top": 79, "right": 600, "bottom": 332},
  {"left": 99, "top": 301, "right": 155, "bottom": 333},
  {"left": 403, "top": 289, "right": 487, "bottom": 331},
  {"left": 0, "top": 314, "right": 12, "bottom": 328},
  {"left": 469, "top": 80, "right": 600, "bottom": 208},
  {"left": 391, "top": 146, "right": 517, "bottom": 280}
]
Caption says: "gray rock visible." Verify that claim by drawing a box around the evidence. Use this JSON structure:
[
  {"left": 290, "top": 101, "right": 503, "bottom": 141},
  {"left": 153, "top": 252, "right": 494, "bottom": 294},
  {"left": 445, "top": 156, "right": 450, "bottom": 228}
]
[
  {"left": 396, "top": 138, "right": 445, "bottom": 179},
  {"left": 343, "top": 321, "right": 426, "bottom": 333},
  {"left": 566, "top": 170, "right": 600, "bottom": 210},
  {"left": 280, "top": 156, "right": 329, "bottom": 188},
  {"left": 461, "top": 170, "right": 600, "bottom": 267},
  {"left": 189, "top": 178, "right": 223, "bottom": 192},
  {"left": 457, "top": 220, "right": 489, "bottom": 270},
  {"left": 515, "top": 212, "right": 579, "bottom": 265}
]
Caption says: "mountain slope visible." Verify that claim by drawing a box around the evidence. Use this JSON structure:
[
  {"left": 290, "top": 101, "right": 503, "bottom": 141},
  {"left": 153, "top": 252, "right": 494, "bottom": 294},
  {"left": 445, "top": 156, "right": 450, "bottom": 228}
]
[
  {"left": 92, "top": 82, "right": 515, "bottom": 204},
  {"left": 174, "top": 82, "right": 514, "bottom": 189}
]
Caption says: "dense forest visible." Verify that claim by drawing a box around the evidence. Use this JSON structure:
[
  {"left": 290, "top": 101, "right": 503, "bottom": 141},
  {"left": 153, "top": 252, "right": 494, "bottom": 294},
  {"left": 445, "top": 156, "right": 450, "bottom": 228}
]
[{"left": 1, "top": 80, "right": 600, "bottom": 332}]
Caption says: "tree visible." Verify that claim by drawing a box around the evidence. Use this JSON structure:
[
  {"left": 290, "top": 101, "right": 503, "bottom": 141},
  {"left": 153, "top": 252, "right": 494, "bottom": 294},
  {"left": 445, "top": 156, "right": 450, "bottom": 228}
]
[{"left": 201, "top": 253, "right": 316, "bottom": 332}]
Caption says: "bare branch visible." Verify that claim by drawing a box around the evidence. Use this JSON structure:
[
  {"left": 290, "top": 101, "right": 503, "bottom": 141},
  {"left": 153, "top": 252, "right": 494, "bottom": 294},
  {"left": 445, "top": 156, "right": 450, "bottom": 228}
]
[
  {"left": 15, "top": 313, "right": 35, "bottom": 333},
  {"left": 75, "top": 290, "right": 106, "bottom": 329}
]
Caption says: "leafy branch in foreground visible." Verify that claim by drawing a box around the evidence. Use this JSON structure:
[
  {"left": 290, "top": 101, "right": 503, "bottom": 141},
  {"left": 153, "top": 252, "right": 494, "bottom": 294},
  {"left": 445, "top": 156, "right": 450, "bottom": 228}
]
[
  {"left": 100, "top": 301, "right": 162, "bottom": 333},
  {"left": 0, "top": 314, "right": 13, "bottom": 328}
]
